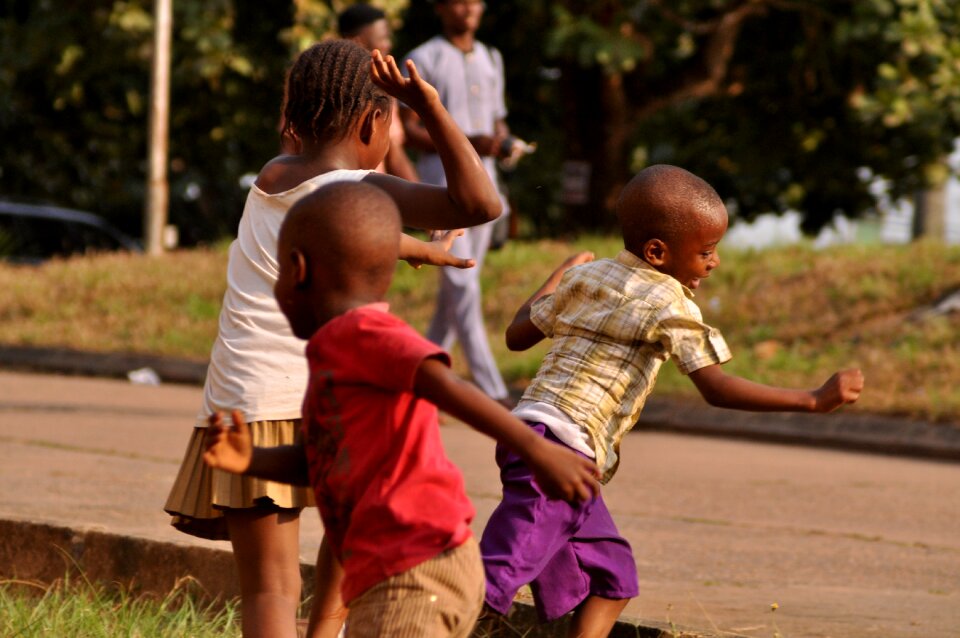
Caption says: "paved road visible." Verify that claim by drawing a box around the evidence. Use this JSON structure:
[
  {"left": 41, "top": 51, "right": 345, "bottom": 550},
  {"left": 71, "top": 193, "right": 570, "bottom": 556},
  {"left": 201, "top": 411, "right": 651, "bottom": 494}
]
[{"left": 0, "top": 370, "right": 957, "bottom": 638}]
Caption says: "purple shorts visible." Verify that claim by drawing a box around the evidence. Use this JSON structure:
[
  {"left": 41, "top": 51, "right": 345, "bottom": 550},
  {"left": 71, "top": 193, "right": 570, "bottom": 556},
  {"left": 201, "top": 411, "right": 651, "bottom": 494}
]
[{"left": 479, "top": 421, "right": 638, "bottom": 621}]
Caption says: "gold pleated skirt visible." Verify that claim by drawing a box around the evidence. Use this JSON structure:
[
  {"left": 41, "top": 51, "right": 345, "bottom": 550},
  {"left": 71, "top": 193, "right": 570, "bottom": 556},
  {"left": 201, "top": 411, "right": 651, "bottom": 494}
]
[{"left": 164, "top": 419, "right": 315, "bottom": 540}]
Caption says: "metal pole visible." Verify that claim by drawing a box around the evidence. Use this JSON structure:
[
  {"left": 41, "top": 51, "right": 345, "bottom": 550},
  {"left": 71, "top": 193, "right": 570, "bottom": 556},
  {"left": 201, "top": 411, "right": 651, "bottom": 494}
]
[{"left": 143, "top": 0, "right": 172, "bottom": 255}]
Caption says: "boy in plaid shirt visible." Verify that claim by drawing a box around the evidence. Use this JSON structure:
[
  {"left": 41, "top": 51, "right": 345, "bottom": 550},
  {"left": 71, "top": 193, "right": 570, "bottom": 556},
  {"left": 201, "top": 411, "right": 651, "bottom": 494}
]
[{"left": 480, "top": 164, "right": 864, "bottom": 637}]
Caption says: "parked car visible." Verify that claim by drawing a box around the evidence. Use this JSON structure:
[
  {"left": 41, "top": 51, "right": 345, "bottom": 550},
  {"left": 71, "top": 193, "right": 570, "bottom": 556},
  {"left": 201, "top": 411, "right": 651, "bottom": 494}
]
[{"left": 0, "top": 201, "right": 141, "bottom": 263}]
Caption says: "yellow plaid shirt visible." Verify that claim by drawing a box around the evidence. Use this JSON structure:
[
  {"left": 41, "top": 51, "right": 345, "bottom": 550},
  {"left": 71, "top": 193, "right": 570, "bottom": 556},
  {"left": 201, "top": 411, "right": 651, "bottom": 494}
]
[{"left": 523, "top": 250, "right": 732, "bottom": 483}]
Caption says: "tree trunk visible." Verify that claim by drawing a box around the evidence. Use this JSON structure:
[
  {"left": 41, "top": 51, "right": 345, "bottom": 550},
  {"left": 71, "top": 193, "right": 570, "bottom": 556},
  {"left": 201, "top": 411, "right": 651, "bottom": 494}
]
[{"left": 913, "top": 183, "right": 947, "bottom": 241}]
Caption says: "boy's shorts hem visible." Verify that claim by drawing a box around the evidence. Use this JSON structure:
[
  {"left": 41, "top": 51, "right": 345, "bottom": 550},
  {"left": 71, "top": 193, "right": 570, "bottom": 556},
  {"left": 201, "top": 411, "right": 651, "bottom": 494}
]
[
  {"left": 345, "top": 537, "right": 484, "bottom": 638},
  {"left": 163, "top": 420, "right": 315, "bottom": 541}
]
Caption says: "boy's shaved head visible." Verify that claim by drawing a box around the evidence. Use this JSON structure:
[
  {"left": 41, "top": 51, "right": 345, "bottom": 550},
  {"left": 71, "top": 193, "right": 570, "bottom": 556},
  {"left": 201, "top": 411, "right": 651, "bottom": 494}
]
[
  {"left": 616, "top": 164, "right": 726, "bottom": 253},
  {"left": 280, "top": 181, "right": 401, "bottom": 295}
]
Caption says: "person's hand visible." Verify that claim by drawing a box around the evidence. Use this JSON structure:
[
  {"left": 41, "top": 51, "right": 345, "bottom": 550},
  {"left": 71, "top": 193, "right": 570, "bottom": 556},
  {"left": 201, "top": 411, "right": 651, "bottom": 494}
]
[
  {"left": 498, "top": 137, "right": 536, "bottom": 169},
  {"left": 202, "top": 410, "right": 253, "bottom": 473},
  {"left": 370, "top": 50, "right": 439, "bottom": 113},
  {"left": 526, "top": 438, "right": 601, "bottom": 503},
  {"left": 812, "top": 369, "right": 864, "bottom": 412},
  {"left": 405, "top": 230, "right": 475, "bottom": 270}
]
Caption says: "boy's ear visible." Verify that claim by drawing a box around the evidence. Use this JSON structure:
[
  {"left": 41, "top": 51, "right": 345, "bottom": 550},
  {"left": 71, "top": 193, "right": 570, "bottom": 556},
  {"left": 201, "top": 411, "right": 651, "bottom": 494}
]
[
  {"left": 291, "top": 248, "right": 310, "bottom": 289},
  {"left": 642, "top": 239, "right": 668, "bottom": 266}
]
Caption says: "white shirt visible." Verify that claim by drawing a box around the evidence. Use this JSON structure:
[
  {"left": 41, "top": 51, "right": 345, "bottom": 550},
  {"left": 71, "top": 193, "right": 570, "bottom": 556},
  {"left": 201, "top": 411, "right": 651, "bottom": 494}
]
[{"left": 198, "top": 169, "right": 371, "bottom": 426}]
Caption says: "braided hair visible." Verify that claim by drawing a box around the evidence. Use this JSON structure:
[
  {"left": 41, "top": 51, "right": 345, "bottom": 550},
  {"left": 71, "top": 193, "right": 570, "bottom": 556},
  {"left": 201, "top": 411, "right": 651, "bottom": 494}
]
[{"left": 281, "top": 40, "right": 391, "bottom": 146}]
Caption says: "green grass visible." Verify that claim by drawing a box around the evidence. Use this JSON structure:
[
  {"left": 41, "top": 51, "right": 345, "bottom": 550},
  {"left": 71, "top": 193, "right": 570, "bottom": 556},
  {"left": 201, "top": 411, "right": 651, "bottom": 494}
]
[
  {"left": 2, "top": 236, "right": 960, "bottom": 422},
  {"left": 0, "top": 576, "right": 240, "bottom": 637}
]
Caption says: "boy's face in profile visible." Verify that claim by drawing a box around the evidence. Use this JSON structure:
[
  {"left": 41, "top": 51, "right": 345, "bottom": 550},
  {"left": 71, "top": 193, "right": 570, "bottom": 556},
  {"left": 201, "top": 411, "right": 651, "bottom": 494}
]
[{"left": 657, "top": 209, "right": 727, "bottom": 290}]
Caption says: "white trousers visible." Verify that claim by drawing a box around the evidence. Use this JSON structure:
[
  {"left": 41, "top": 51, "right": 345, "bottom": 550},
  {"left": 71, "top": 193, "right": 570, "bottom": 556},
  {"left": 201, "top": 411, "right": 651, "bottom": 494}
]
[{"left": 426, "top": 219, "right": 508, "bottom": 400}]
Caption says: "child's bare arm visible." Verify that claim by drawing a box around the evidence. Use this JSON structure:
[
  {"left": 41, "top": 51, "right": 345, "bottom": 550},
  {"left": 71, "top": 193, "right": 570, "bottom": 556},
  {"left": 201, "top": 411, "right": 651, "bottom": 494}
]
[
  {"left": 203, "top": 411, "right": 310, "bottom": 486},
  {"left": 366, "top": 51, "right": 501, "bottom": 230},
  {"left": 399, "top": 231, "right": 475, "bottom": 270},
  {"left": 306, "top": 537, "right": 348, "bottom": 638},
  {"left": 688, "top": 365, "right": 864, "bottom": 413},
  {"left": 414, "top": 358, "right": 600, "bottom": 502},
  {"left": 505, "top": 307, "right": 546, "bottom": 352},
  {"left": 506, "top": 252, "right": 594, "bottom": 351}
]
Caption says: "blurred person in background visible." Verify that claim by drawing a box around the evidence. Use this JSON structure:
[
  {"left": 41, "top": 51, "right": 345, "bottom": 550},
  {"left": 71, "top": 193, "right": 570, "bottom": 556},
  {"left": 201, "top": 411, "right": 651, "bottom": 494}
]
[
  {"left": 338, "top": 3, "right": 418, "bottom": 181},
  {"left": 403, "top": 0, "right": 526, "bottom": 408}
]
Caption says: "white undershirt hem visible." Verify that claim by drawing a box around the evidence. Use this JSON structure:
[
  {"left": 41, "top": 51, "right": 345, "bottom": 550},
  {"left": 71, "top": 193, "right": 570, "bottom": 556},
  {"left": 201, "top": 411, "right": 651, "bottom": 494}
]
[{"left": 512, "top": 400, "right": 596, "bottom": 459}]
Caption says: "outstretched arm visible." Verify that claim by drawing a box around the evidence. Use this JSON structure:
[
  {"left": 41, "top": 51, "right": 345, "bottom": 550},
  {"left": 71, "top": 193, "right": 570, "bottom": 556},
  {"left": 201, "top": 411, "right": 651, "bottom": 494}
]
[
  {"left": 506, "top": 251, "right": 594, "bottom": 351},
  {"left": 203, "top": 411, "right": 310, "bottom": 486},
  {"left": 365, "top": 51, "right": 501, "bottom": 231},
  {"left": 399, "top": 230, "right": 475, "bottom": 270},
  {"left": 688, "top": 365, "right": 864, "bottom": 413},
  {"left": 414, "top": 358, "right": 600, "bottom": 502}
]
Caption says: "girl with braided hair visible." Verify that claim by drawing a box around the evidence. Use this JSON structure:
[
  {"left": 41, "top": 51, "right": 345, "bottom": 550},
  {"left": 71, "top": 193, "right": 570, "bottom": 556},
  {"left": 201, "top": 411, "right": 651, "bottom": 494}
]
[{"left": 165, "top": 40, "right": 501, "bottom": 638}]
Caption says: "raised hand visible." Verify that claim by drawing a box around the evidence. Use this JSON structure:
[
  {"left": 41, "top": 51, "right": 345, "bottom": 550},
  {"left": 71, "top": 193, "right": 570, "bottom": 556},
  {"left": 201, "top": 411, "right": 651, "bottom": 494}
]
[
  {"left": 370, "top": 50, "right": 439, "bottom": 112},
  {"left": 202, "top": 410, "right": 253, "bottom": 474},
  {"left": 813, "top": 369, "right": 864, "bottom": 412}
]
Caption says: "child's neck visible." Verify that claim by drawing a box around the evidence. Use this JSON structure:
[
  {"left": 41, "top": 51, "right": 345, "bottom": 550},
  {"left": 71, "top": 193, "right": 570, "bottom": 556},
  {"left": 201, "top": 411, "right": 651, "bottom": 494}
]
[
  {"left": 260, "top": 142, "right": 365, "bottom": 194},
  {"left": 297, "top": 139, "right": 364, "bottom": 172},
  {"left": 257, "top": 151, "right": 356, "bottom": 194},
  {"left": 316, "top": 294, "right": 385, "bottom": 327},
  {"left": 626, "top": 246, "right": 671, "bottom": 280}
]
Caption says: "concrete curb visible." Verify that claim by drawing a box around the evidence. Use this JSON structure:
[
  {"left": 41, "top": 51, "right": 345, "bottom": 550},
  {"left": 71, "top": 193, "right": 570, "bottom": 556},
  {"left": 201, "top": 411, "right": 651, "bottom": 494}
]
[
  {"left": 0, "top": 345, "right": 208, "bottom": 386},
  {"left": 0, "top": 518, "right": 728, "bottom": 638},
  {"left": 2, "top": 344, "right": 958, "bottom": 461}
]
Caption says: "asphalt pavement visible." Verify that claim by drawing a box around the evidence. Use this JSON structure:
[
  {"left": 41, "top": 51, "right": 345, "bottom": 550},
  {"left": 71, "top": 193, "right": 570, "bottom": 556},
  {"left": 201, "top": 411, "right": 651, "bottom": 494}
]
[{"left": 1, "top": 349, "right": 959, "bottom": 638}]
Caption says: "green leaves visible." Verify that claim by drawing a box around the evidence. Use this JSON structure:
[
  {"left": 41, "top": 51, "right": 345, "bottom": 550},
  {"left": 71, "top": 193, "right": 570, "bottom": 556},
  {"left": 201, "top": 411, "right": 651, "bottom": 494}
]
[
  {"left": 850, "top": 0, "right": 960, "bottom": 130},
  {"left": 547, "top": 6, "right": 649, "bottom": 74},
  {"left": 4, "top": 0, "right": 960, "bottom": 240},
  {"left": 538, "top": 0, "right": 960, "bottom": 231},
  {"left": 0, "top": 0, "right": 299, "bottom": 241}
]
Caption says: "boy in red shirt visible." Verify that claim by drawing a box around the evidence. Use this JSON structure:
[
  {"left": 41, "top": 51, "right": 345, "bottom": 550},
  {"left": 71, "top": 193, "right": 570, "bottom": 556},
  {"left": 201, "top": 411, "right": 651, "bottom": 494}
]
[{"left": 203, "top": 180, "right": 600, "bottom": 637}]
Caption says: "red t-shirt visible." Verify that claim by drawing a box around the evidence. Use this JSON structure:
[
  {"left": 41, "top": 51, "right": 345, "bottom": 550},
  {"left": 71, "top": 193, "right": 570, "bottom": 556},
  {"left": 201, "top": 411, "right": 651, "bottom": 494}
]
[{"left": 301, "top": 303, "right": 475, "bottom": 603}]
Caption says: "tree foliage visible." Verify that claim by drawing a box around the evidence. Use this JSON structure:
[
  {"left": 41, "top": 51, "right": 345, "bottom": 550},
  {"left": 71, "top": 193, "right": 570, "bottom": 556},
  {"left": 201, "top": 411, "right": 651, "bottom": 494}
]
[
  {"left": 1, "top": 0, "right": 297, "bottom": 241},
  {"left": 1, "top": 0, "right": 959, "bottom": 242},
  {"left": 530, "top": 0, "right": 960, "bottom": 232}
]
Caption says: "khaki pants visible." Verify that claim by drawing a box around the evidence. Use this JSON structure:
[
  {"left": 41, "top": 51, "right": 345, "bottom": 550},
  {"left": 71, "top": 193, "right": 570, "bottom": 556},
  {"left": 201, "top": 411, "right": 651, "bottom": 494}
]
[{"left": 346, "top": 538, "right": 485, "bottom": 638}]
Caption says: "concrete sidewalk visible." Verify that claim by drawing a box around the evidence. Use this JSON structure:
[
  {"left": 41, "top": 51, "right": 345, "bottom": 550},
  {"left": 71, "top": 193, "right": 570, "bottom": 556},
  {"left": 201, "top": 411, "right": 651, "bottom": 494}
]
[
  {"left": 0, "top": 369, "right": 724, "bottom": 637},
  {"left": 3, "top": 343, "right": 959, "bottom": 460},
  {"left": 1, "top": 355, "right": 959, "bottom": 637}
]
